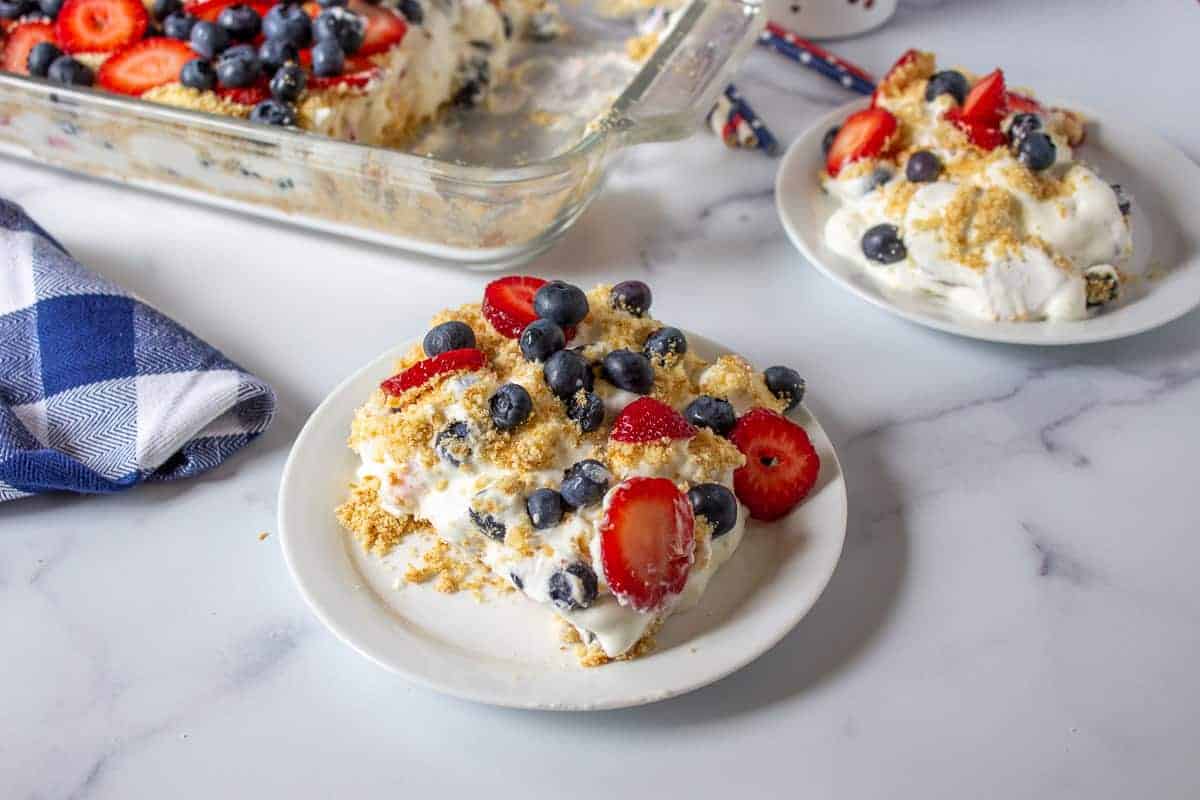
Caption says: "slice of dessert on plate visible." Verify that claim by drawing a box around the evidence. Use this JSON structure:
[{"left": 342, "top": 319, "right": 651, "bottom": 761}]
[{"left": 336, "top": 277, "right": 822, "bottom": 665}]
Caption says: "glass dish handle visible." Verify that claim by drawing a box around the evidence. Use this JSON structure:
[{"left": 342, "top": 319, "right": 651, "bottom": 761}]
[{"left": 608, "top": 0, "right": 765, "bottom": 146}]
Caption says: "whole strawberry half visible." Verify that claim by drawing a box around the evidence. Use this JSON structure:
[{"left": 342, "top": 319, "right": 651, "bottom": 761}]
[
  {"left": 56, "top": 0, "right": 149, "bottom": 54},
  {"left": 600, "top": 476, "right": 695, "bottom": 612},
  {"left": 380, "top": 347, "right": 486, "bottom": 396},
  {"left": 945, "top": 107, "right": 1007, "bottom": 151},
  {"left": 729, "top": 408, "right": 820, "bottom": 521},
  {"left": 825, "top": 107, "right": 897, "bottom": 178},
  {"left": 97, "top": 38, "right": 193, "bottom": 95},
  {"left": 482, "top": 274, "right": 577, "bottom": 341},
  {"left": 609, "top": 397, "right": 695, "bottom": 444},
  {"left": 1, "top": 21, "right": 55, "bottom": 75},
  {"left": 960, "top": 68, "right": 1006, "bottom": 125}
]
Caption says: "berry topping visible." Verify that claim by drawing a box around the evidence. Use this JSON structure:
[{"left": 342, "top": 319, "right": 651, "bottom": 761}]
[
  {"left": 547, "top": 562, "right": 598, "bottom": 610},
  {"left": 905, "top": 150, "right": 941, "bottom": 183},
  {"left": 468, "top": 507, "right": 506, "bottom": 541},
  {"left": 26, "top": 41, "right": 62, "bottom": 78},
  {"left": 1004, "top": 91, "right": 1044, "bottom": 115},
  {"left": 825, "top": 106, "right": 897, "bottom": 178},
  {"left": 565, "top": 390, "right": 604, "bottom": 433},
  {"left": 151, "top": 0, "right": 180, "bottom": 20},
  {"left": 257, "top": 37, "right": 296, "bottom": 74},
  {"left": 1111, "top": 184, "right": 1131, "bottom": 216},
  {"left": 1016, "top": 131, "right": 1056, "bottom": 171},
  {"left": 47, "top": 54, "right": 92, "bottom": 84},
  {"left": 0, "top": 0, "right": 32, "bottom": 19},
  {"left": 533, "top": 279, "right": 589, "bottom": 327},
  {"left": 162, "top": 11, "right": 195, "bottom": 39},
  {"left": 396, "top": 0, "right": 421, "bottom": 24},
  {"left": 924, "top": 69, "right": 968, "bottom": 105},
  {"left": 643, "top": 326, "right": 687, "bottom": 364},
  {"left": 188, "top": 19, "right": 228, "bottom": 58},
  {"left": 821, "top": 124, "right": 839, "bottom": 156},
  {"left": 1, "top": 22, "right": 54, "bottom": 75},
  {"left": 683, "top": 395, "right": 736, "bottom": 437},
  {"left": 600, "top": 476, "right": 695, "bottom": 611},
  {"left": 215, "top": 43, "right": 260, "bottom": 87},
  {"left": 309, "top": 36, "right": 343, "bottom": 75},
  {"left": 868, "top": 167, "right": 893, "bottom": 191},
  {"left": 763, "top": 366, "right": 805, "bottom": 413},
  {"left": 861, "top": 223, "right": 906, "bottom": 264},
  {"left": 380, "top": 347, "right": 486, "bottom": 396},
  {"left": 960, "top": 68, "right": 1005, "bottom": 125},
  {"left": 39, "top": 0, "right": 64, "bottom": 18},
  {"left": 268, "top": 61, "right": 305, "bottom": 100},
  {"left": 314, "top": 6, "right": 362, "bottom": 54},
  {"left": 559, "top": 459, "right": 610, "bottom": 509},
  {"left": 434, "top": 421, "right": 470, "bottom": 466},
  {"left": 489, "top": 382, "right": 532, "bottom": 431},
  {"left": 519, "top": 318, "right": 565, "bottom": 363},
  {"left": 945, "top": 108, "right": 1008, "bottom": 150},
  {"left": 216, "top": 2, "right": 260, "bottom": 40},
  {"left": 249, "top": 96, "right": 295, "bottom": 125},
  {"left": 609, "top": 396, "right": 695, "bottom": 444},
  {"left": 215, "top": 81, "right": 268, "bottom": 105},
  {"left": 262, "top": 1, "right": 311, "bottom": 47},
  {"left": 610, "top": 280, "right": 651, "bottom": 317},
  {"left": 353, "top": 0, "right": 405, "bottom": 56},
  {"left": 687, "top": 483, "right": 738, "bottom": 538},
  {"left": 525, "top": 488, "right": 563, "bottom": 530},
  {"left": 55, "top": 0, "right": 148, "bottom": 53},
  {"left": 602, "top": 349, "right": 654, "bottom": 395},
  {"left": 96, "top": 37, "right": 192, "bottom": 94},
  {"left": 730, "top": 408, "right": 821, "bottom": 521},
  {"left": 423, "top": 320, "right": 475, "bottom": 357},
  {"left": 1006, "top": 112, "right": 1041, "bottom": 143},
  {"left": 542, "top": 349, "right": 592, "bottom": 399},
  {"left": 482, "top": 275, "right": 546, "bottom": 339},
  {"left": 179, "top": 56, "right": 215, "bottom": 89}
]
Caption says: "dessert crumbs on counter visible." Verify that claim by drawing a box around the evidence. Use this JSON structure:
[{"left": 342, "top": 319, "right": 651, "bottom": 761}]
[{"left": 257, "top": 531, "right": 270, "bottom": 541}]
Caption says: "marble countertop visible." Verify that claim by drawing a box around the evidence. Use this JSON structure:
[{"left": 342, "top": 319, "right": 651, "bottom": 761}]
[{"left": 3, "top": 1, "right": 1199, "bottom": 796}]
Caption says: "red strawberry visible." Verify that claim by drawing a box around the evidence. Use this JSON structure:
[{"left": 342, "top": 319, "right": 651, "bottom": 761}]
[
  {"left": 1005, "top": 91, "right": 1044, "bottom": 116},
  {"left": 869, "top": 48, "right": 918, "bottom": 107},
  {"left": 1, "top": 21, "right": 55, "bottom": 75},
  {"left": 215, "top": 80, "right": 269, "bottom": 105},
  {"left": 945, "top": 107, "right": 1007, "bottom": 150},
  {"left": 825, "top": 107, "right": 898, "bottom": 177},
  {"left": 481, "top": 275, "right": 545, "bottom": 338},
  {"left": 380, "top": 348, "right": 486, "bottom": 396},
  {"left": 730, "top": 408, "right": 820, "bottom": 521},
  {"left": 352, "top": 0, "right": 406, "bottom": 56},
  {"left": 56, "top": 0, "right": 149, "bottom": 53},
  {"left": 960, "top": 68, "right": 1005, "bottom": 125},
  {"left": 186, "top": 0, "right": 273, "bottom": 22},
  {"left": 308, "top": 62, "right": 378, "bottom": 90},
  {"left": 600, "top": 477, "right": 695, "bottom": 611},
  {"left": 609, "top": 397, "right": 695, "bottom": 444},
  {"left": 96, "top": 38, "right": 193, "bottom": 95}
]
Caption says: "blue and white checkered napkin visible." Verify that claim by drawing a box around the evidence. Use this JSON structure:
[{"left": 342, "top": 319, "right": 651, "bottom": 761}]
[{"left": 0, "top": 198, "right": 276, "bottom": 502}]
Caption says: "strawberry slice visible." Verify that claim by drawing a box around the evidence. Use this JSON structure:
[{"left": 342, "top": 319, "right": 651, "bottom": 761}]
[
  {"left": 56, "top": 0, "right": 149, "bottom": 53},
  {"left": 186, "top": 0, "right": 273, "bottom": 22},
  {"left": 825, "top": 107, "right": 898, "bottom": 177},
  {"left": 1005, "top": 91, "right": 1044, "bottom": 116},
  {"left": 308, "top": 63, "right": 378, "bottom": 90},
  {"left": 1, "top": 21, "right": 55, "bottom": 75},
  {"left": 945, "top": 107, "right": 1007, "bottom": 150},
  {"left": 600, "top": 477, "right": 695, "bottom": 612},
  {"left": 609, "top": 397, "right": 696, "bottom": 444},
  {"left": 380, "top": 348, "right": 486, "bottom": 396},
  {"left": 96, "top": 38, "right": 193, "bottom": 95},
  {"left": 352, "top": 0, "right": 406, "bottom": 56},
  {"left": 730, "top": 408, "right": 820, "bottom": 521},
  {"left": 869, "top": 48, "right": 918, "bottom": 107},
  {"left": 960, "top": 68, "right": 1005, "bottom": 125},
  {"left": 482, "top": 275, "right": 546, "bottom": 338},
  {"left": 215, "top": 80, "right": 269, "bottom": 105}
]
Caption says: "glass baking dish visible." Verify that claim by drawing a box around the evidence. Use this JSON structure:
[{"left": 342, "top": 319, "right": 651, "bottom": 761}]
[{"left": 0, "top": 0, "right": 763, "bottom": 267}]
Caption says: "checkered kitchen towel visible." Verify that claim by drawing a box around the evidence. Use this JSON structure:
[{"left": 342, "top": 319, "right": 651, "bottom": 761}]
[{"left": 0, "top": 198, "right": 275, "bottom": 502}]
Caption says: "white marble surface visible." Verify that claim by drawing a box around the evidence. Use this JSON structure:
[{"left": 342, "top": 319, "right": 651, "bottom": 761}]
[{"left": 3, "top": 1, "right": 1199, "bottom": 796}]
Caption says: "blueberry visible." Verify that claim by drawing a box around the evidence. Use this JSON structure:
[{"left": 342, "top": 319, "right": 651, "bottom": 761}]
[
  {"left": 548, "top": 562, "right": 598, "bottom": 610},
  {"left": 610, "top": 280, "right": 651, "bottom": 317},
  {"left": 190, "top": 21, "right": 229, "bottom": 58},
  {"left": 905, "top": 150, "right": 941, "bottom": 183},
  {"left": 269, "top": 63, "right": 306, "bottom": 102},
  {"left": 468, "top": 508, "right": 506, "bottom": 541},
  {"left": 180, "top": 58, "right": 217, "bottom": 91},
  {"left": 37, "top": 0, "right": 62, "bottom": 16},
  {"left": 1007, "top": 112, "right": 1041, "bottom": 143},
  {"left": 489, "top": 383, "right": 532, "bottom": 431},
  {"left": 1111, "top": 183, "right": 1131, "bottom": 216},
  {"left": 861, "top": 224, "right": 906, "bottom": 264},
  {"left": 599, "top": 349, "right": 652, "bottom": 395},
  {"left": 566, "top": 390, "right": 604, "bottom": 433},
  {"left": 262, "top": 2, "right": 312, "bottom": 47},
  {"left": 163, "top": 11, "right": 196, "bottom": 39},
  {"left": 763, "top": 366, "right": 805, "bottom": 413},
  {"left": 152, "top": 0, "right": 180, "bottom": 20},
  {"left": 534, "top": 280, "right": 589, "bottom": 326},
  {"left": 510, "top": 572, "right": 524, "bottom": 589},
  {"left": 1016, "top": 132, "right": 1056, "bottom": 171},
  {"left": 925, "top": 69, "right": 968, "bottom": 104},
  {"left": 216, "top": 46, "right": 259, "bottom": 87},
  {"left": 643, "top": 326, "right": 687, "bottom": 364},
  {"left": 434, "top": 421, "right": 471, "bottom": 466},
  {"left": 560, "top": 460, "right": 610, "bottom": 509},
  {"left": 310, "top": 38, "right": 344, "bottom": 77},
  {"left": 423, "top": 320, "right": 475, "bottom": 357},
  {"left": 46, "top": 56, "right": 92, "bottom": 86},
  {"left": 683, "top": 395, "right": 736, "bottom": 437},
  {"left": 543, "top": 349, "right": 593, "bottom": 399},
  {"left": 687, "top": 483, "right": 738, "bottom": 538},
  {"left": 868, "top": 168, "right": 893, "bottom": 191},
  {"left": 397, "top": 0, "right": 422, "bottom": 24},
  {"left": 0, "top": 0, "right": 31, "bottom": 20},
  {"left": 249, "top": 98, "right": 297, "bottom": 126},
  {"left": 27, "top": 42, "right": 63, "bottom": 79},
  {"left": 217, "top": 3, "right": 260, "bottom": 39},
  {"left": 258, "top": 38, "right": 298, "bottom": 75},
  {"left": 317, "top": 0, "right": 347, "bottom": 5},
  {"left": 525, "top": 488, "right": 564, "bottom": 530},
  {"left": 519, "top": 318, "right": 565, "bottom": 363},
  {"left": 821, "top": 125, "right": 840, "bottom": 157},
  {"left": 314, "top": 7, "right": 364, "bottom": 54}
]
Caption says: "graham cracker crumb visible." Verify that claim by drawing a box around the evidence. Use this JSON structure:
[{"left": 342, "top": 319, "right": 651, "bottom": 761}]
[
  {"left": 335, "top": 484, "right": 428, "bottom": 555},
  {"left": 257, "top": 531, "right": 270, "bottom": 541}
]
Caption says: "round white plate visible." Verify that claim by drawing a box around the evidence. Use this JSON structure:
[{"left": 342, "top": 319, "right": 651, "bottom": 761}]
[
  {"left": 777, "top": 99, "right": 1200, "bottom": 345},
  {"left": 278, "top": 333, "right": 847, "bottom": 710}
]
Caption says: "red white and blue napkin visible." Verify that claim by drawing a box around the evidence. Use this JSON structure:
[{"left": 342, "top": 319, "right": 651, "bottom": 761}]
[{"left": 0, "top": 198, "right": 275, "bottom": 502}]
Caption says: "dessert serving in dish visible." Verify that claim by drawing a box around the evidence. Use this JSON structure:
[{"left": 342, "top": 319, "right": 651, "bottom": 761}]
[
  {"left": 335, "top": 277, "right": 821, "bottom": 665},
  {"left": 818, "top": 49, "right": 1133, "bottom": 322}
]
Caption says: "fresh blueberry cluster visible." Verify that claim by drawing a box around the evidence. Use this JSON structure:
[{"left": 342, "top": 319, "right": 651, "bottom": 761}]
[
  {"left": 26, "top": 41, "right": 93, "bottom": 85},
  {"left": 1004, "top": 111, "right": 1056, "bottom": 172}
]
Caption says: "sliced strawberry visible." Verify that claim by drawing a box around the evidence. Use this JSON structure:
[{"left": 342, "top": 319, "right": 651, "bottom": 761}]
[
  {"left": 380, "top": 348, "right": 486, "bottom": 396},
  {"left": 352, "top": 0, "right": 406, "bottom": 56},
  {"left": 96, "top": 38, "right": 192, "bottom": 95},
  {"left": 215, "top": 80, "right": 269, "bottom": 105},
  {"left": 481, "top": 275, "right": 546, "bottom": 338},
  {"left": 600, "top": 477, "right": 695, "bottom": 612},
  {"left": 869, "top": 48, "right": 918, "bottom": 107},
  {"left": 1005, "top": 91, "right": 1044, "bottom": 116},
  {"left": 186, "top": 0, "right": 273, "bottom": 22},
  {"left": 1, "top": 21, "right": 55, "bottom": 75},
  {"left": 730, "top": 408, "right": 820, "bottom": 521},
  {"left": 960, "top": 68, "right": 1005, "bottom": 125},
  {"left": 825, "top": 107, "right": 898, "bottom": 178},
  {"left": 308, "top": 64, "right": 378, "bottom": 90},
  {"left": 945, "top": 107, "right": 1007, "bottom": 150},
  {"left": 56, "top": 0, "right": 149, "bottom": 53},
  {"left": 609, "top": 397, "right": 695, "bottom": 444}
]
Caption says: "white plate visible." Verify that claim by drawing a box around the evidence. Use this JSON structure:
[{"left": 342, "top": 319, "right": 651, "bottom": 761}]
[
  {"left": 278, "top": 333, "right": 847, "bottom": 710},
  {"left": 776, "top": 99, "right": 1200, "bottom": 345}
]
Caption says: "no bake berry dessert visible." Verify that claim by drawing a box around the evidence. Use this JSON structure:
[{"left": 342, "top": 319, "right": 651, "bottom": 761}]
[
  {"left": 336, "top": 277, "right": 821, "bottom": 665},
  {"left": 0, "top": 0, "right": 550, "bottom": 144},
  {"left": 819, "top": 49, "right": 1132, "bottom": 322}
]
